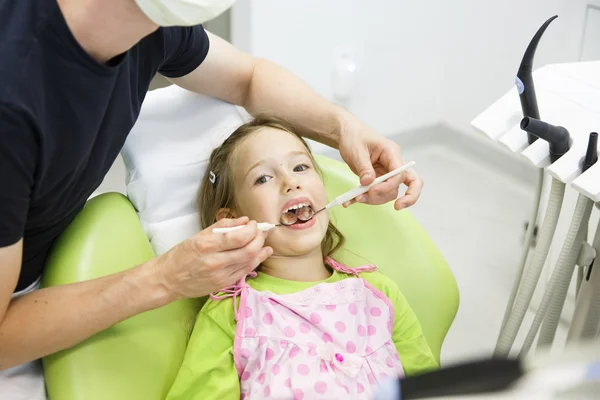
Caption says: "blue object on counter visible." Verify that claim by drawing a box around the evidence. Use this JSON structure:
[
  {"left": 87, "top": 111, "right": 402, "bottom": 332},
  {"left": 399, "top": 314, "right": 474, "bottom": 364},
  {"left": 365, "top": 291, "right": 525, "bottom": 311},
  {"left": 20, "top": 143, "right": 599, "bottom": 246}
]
[{"left": 374, "top": 378, "right": 401, "bottom": 400}]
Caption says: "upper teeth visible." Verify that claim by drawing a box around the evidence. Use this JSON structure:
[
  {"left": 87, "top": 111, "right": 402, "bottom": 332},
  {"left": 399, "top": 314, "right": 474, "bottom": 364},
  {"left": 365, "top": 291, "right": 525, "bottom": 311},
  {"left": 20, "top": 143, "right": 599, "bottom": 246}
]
[{"left": 286, "top": 202, "right": 309, "bottom": 212}]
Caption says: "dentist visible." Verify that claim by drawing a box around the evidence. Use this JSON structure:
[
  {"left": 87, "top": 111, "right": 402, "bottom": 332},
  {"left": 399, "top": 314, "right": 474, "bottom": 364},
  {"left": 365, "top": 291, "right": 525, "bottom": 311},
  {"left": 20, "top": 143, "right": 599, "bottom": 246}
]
[{"left": 0, "top": 0, "right": 422, "bottom": 398}]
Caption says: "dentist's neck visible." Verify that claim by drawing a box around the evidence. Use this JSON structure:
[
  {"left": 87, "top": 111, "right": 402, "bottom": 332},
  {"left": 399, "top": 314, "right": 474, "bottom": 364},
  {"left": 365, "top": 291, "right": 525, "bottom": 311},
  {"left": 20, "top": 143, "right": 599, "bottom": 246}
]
[
  {"left": 260, "top": 248, "right": 331, "bottom": 282},
  {"left": 57, "top": 0, "right": 158, "bottom": 64}
]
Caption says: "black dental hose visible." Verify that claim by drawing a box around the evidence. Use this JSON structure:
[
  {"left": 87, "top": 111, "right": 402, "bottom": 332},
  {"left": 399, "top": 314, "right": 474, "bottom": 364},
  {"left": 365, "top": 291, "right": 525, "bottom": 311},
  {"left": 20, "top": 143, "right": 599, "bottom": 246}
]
[{"left": 516, "top": 15, "right": 557, "bottom": 145}]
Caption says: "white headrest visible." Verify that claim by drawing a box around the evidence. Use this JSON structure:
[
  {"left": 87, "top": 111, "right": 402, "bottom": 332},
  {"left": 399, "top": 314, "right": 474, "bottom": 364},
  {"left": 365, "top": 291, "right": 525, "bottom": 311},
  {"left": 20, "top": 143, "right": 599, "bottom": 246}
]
[{"left": 121, "top": 85, "right": 249, "bottom": 255}]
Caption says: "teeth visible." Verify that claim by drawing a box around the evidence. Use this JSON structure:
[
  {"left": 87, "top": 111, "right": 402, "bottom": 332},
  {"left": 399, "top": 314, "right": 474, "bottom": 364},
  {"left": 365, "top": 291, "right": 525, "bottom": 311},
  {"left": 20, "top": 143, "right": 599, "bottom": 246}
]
[{"left": 285, "top": 203, "right": 310, "bottom": 213}]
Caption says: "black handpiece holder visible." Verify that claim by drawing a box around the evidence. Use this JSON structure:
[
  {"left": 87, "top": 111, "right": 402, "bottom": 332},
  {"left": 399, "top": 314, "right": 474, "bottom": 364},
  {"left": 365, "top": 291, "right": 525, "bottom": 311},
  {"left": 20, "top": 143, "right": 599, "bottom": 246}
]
[
  {"left": 582, "top": 132, "right": 598, "bottom": 173},
  {"left": 520, "top": 117, "right": 570, "bottom": 163}
]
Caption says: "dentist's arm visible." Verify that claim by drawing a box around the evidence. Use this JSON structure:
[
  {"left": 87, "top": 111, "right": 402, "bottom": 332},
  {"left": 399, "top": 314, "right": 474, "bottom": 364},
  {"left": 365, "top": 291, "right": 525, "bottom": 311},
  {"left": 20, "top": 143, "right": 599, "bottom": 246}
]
[
  {"left": 169, "top": 32, "right": 423, "bottom": 210},
  {"left": 0, "top": 219, "right": 271, "bottom": 370},
  {"left": 0, "top": 239, "right": 168, "bottom": 370}
]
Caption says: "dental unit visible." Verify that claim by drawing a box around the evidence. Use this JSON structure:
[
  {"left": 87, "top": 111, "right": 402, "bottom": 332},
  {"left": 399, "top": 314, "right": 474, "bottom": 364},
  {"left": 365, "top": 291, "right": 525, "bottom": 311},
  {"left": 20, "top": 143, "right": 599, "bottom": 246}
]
[
  {"left": 495, "top": 16, "right": 563, "bottom": 357},
  {"left": 471, "top": 14, "right": 600, "bottom": 365},
  {"left": 519, "top": 131, "right": 593, "bottom": 357},
  {"left": 495, "top": 119, "right": 570, "bottom": 356},
  {"left": 213, "top": 161, "right": 416, "bottom": 234},
  {"left": 495, "top": 16, "right": 557, "bottom": 349}
]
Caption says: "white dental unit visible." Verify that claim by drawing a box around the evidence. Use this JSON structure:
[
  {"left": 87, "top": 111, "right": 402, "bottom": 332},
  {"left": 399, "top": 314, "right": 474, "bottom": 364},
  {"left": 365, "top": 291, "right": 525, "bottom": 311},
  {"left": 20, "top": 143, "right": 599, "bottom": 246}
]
[
  {"left": 375, "top": 16, "right": 600, "bottom": 400},
  {"left": 472, "top": 55, "right": 600, "bottom": 355},
  {"left": 462, "top": 16, "right": 600, "bottom": 400}
]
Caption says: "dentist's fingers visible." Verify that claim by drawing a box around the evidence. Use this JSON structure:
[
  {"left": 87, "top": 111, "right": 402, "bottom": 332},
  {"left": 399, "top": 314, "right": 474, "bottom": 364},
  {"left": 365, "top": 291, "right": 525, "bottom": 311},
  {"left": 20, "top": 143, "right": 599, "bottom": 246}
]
[
  {"left": 152, "top": 217, "right": 272, "bottom": 299},
  {"left": 217, "top": 229, "right": 271, "bottom": 270},
  {"left": 394, "top": 168, "right": 423, "bottom": 210},
  {"left": 207, "top": 218, "right": 261, "bottom": 252},
  {"left": 341, "top": 173, "right": 402, "bottom": 208},
  {"left": 359, "top": 177, "right": 402, "bottom": 205},
  {"left": 226, "top": 244, "right": 274, "bottom": 282}
]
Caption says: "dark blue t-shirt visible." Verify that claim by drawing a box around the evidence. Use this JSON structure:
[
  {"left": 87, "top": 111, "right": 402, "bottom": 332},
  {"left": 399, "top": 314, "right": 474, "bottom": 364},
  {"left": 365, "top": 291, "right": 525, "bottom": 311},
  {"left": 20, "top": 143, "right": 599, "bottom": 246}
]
[{"left": 0, "top": 0, "right": 210, "bottom": 291}]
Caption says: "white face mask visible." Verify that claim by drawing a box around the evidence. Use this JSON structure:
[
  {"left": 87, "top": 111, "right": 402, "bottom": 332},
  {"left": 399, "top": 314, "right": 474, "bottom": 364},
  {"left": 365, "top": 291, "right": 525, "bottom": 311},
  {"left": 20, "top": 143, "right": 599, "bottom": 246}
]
[{"left": 135, "top": 0, "right": 236, "bottom": 27}]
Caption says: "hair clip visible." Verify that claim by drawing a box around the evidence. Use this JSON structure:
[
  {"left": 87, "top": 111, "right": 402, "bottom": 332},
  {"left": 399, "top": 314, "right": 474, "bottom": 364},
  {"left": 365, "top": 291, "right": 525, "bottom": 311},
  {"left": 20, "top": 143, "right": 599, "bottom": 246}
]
[{"left": 209, "top": 171, "right": 217, "bottom": 184}]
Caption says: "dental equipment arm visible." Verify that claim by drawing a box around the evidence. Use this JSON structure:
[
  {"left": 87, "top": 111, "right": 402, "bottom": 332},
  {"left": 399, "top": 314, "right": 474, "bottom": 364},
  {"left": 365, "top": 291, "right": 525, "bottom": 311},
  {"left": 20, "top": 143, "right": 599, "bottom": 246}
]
[{"left": 213, "top": 162, "right": 416, "bottom": 234}]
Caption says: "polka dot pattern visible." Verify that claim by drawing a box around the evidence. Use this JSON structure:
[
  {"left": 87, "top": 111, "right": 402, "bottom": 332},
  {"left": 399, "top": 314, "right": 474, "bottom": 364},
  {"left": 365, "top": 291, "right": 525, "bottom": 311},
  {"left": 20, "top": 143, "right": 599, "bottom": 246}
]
[
  {"left": 299, "top": 322, "right": 311, "bottom": 333},
  {"left": 241, "top": 348, "right": 250, "bottom": 359},
  {"left": 310, "top": 312, "right": 321, "bottom": 324},
  {"left": 315, "top": 381, "right": 327, "bottom": 394},
  {"left": 284, "top": 326, "right": 295, "bottom": 338},
  {"left": 297, "top": 364, "right": 310, "bottom": 376},
  {"left": 370, "top": 306, "right": 381, "bottom": 316},
  {"left": 335, "top": 321, "right": 346, "bottom": 332},
  {"left": 235, "top": 265, "right": 403, "bottom": 399},
  {"left": 346, "top": 341, "right": 356, "bottom": 353},
  {"left": 289, "top": 346, "right": 300, "bottom": 358},
  {"left": 293, "top": 389, "right": 304, "bottom": 400},
  {"left": 262, "top": 313, "right": 273, "bottom": 325}
]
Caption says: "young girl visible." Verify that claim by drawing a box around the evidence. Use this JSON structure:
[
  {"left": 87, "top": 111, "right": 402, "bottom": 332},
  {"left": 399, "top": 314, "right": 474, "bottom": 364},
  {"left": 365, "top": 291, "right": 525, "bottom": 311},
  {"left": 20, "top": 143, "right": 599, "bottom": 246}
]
[{"left": 166, "top": 117, "right": 438, "bottom": 400}]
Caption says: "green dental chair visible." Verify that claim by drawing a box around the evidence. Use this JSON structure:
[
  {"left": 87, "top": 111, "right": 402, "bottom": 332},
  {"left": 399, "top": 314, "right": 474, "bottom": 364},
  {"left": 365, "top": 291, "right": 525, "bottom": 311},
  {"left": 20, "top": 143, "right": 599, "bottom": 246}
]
[{"left": 42, "top": 155, "right": 459, "bottom": 400}]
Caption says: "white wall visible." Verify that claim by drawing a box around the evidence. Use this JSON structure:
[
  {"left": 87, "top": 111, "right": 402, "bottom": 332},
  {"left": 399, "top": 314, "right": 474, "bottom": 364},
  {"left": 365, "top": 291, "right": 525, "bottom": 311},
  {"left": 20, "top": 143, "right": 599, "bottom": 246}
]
[{"left": 232, "top": 0, "right": 583, "bottom": 136}]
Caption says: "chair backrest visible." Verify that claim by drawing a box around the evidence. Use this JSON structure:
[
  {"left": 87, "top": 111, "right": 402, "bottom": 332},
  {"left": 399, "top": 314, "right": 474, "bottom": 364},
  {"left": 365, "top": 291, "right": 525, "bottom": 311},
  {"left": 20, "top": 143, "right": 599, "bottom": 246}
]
[{"left": 42, "top": 156, "right": 458, "bottom": 400}]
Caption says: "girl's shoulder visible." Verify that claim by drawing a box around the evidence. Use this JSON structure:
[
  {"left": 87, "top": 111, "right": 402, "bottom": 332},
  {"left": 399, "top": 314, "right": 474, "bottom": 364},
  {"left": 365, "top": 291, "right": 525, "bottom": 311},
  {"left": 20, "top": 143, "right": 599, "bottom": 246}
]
[
  {"left": 358, "top": 269, "right": 402, "bottom": 299},
  {"left": 325, "top": 257, "right": 401, "bottom": 298},
  {"left": 198, "top": 292, "right": 239, "bottom": 335}
]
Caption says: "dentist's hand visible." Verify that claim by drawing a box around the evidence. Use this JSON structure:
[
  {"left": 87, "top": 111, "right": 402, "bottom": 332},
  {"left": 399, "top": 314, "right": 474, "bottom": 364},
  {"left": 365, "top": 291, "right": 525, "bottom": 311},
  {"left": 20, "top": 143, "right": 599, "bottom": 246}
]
[
  {"left": 337, "top": 113, "right": 423, "bottom": 210},
  {"left": 151, "top": 217, "right": 272, "bottom": 301}
]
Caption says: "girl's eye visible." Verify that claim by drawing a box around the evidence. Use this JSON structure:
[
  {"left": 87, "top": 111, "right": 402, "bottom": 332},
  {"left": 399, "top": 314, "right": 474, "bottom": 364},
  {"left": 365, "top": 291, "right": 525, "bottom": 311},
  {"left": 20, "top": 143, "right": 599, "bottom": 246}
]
[
  {"left": 294, "top": 163, "right": 310, "bottom": 172},
  {"left": 255, "top": 174, "right": 272, "bottom": 185}
]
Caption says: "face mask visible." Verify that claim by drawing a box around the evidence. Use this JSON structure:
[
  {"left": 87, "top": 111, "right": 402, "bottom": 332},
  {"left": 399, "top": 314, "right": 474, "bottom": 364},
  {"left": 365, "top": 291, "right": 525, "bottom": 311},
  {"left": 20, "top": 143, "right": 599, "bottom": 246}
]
[{"left": 135, "top": 0, "right": 235, "bottom": 27}]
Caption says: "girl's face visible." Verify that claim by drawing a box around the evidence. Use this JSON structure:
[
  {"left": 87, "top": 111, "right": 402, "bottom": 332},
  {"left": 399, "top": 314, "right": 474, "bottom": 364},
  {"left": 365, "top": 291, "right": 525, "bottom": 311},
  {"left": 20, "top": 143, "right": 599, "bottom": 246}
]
[{"left": 230, "top": 127, "right": 329, "bottom": 257}]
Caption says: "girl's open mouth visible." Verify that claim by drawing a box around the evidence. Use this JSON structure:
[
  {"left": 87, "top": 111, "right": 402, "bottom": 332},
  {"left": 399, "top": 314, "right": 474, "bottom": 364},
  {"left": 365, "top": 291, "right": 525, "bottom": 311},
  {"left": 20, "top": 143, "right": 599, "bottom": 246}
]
[{"left": 280, "top": 204, "right": 315, "bottom": 227}]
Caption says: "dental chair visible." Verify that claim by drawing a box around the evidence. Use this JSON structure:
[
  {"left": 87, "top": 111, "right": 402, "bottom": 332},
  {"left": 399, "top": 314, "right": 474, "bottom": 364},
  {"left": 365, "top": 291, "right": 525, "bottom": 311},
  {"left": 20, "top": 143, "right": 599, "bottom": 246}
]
[{"left": 41, "top": 87, "right": 459, "bottom": 400}]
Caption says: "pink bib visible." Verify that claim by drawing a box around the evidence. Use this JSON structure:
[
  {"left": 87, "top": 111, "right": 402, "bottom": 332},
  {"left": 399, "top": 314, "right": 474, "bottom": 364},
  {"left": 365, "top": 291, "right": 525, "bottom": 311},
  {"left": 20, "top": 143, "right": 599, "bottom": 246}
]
[{"left": 211, "top": 258, "right": 403, "bottom": 399}]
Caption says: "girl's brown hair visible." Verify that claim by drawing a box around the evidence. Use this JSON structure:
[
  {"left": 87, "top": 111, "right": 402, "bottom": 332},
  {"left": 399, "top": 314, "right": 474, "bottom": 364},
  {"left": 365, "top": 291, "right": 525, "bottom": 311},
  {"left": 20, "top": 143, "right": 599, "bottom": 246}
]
[{"left": 198, "top": 115, "right": 345, "bottom": 258}]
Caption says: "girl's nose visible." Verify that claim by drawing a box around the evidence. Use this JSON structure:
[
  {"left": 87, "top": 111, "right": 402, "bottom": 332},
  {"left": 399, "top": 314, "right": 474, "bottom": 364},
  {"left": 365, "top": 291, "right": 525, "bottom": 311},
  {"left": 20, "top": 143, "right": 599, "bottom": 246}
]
[
  {"left": 285, "top": 184, "right": 301, "bottom": 193},
  {"left": 282, "top": 174, "right": 302, "bottom": 193}
]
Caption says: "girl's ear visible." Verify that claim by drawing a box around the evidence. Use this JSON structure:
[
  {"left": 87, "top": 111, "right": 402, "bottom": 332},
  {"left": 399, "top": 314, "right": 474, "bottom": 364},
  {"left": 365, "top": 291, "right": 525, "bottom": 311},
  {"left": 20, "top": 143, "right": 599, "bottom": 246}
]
[{"left": 216, "top": 208, "right": 238, "bottom": 221}]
